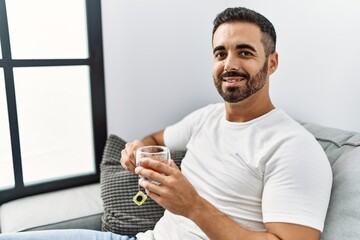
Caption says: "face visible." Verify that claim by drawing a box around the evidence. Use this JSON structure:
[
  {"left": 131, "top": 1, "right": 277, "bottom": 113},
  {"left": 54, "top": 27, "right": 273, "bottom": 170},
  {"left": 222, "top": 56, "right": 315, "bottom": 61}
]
[{"left": 212, "top": 22, "right": 274, "bottom": 103}]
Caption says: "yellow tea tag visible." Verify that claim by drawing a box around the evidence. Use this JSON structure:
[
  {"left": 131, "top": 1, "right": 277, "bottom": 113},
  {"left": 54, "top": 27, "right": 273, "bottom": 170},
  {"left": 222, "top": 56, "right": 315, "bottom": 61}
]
[{"left": 133, "top": 191, "right": 147, "bottom": 206}]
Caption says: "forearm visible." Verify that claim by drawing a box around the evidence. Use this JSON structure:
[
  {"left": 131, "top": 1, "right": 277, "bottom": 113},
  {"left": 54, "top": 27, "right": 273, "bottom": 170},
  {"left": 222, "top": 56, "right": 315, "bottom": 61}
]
[
  {"left": 187, "top": 196, "right": 280, "bottom": 240},
  {"left": 141, "top": 130, "right": 165, "bottom": 146}
]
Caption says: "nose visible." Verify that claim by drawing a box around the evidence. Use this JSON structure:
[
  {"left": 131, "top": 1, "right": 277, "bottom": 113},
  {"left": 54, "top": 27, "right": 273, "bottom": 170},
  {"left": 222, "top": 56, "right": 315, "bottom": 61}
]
[{"left": 223, "top": 53, "right": 239, "bottom": 72}]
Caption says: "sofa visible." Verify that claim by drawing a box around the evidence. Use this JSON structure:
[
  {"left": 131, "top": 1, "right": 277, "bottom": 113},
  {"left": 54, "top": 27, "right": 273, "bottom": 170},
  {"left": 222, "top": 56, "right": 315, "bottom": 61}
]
[{"left": 0, "top": 122, "right": 359, "bottom": 239}]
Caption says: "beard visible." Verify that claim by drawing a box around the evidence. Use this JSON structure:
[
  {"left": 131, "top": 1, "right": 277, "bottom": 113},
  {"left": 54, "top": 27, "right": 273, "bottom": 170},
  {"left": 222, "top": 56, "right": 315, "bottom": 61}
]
[{"left": 214, "top": 60, "right": 268, "bottom": 103}]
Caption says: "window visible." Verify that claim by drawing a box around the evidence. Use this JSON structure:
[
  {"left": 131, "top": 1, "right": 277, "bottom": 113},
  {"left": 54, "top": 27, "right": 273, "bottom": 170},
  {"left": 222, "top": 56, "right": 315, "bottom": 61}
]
[
  {"left": 0, "top": 68, "right": 15, "bottom": 190},
  {"left": 0, "top": 0, "right": 106, "bottom": 204}
]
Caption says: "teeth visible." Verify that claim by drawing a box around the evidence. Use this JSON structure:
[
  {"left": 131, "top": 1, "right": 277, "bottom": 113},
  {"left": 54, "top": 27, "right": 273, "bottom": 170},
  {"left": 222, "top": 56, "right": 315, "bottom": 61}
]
[{"left": 223, "top": 77, "right": 245, "bottom": 83}]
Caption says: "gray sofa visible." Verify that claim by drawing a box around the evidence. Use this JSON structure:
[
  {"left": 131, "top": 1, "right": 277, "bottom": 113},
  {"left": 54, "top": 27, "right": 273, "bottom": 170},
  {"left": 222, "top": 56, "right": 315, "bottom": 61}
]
[
  {"left": 0, "top": 183, "right": 103, "bottom": 233},
  {"left": 0, "top": 122, "right": 359, "bottom": 239}
]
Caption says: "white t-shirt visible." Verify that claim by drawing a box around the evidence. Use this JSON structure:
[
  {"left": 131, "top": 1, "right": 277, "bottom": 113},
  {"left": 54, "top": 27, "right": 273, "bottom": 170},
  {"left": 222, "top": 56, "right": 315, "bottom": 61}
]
[{"left": 153, "top": 103, "right": 332, "bottom": 240}]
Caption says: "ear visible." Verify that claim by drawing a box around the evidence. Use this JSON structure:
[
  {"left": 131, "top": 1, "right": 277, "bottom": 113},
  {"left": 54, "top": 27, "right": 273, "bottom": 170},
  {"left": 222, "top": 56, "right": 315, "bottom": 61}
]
[{"left": 267, "top": 52, "right": 278, "bottom": 75}]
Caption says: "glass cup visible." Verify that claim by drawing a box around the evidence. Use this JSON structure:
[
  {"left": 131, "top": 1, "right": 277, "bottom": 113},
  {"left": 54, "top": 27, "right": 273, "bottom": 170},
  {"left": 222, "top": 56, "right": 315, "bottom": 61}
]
[
  {"left": 136, "top": 145, "right": 171, "bottom": 183},
  {"left": 133, "top": 146, "right": 170, "bottom": 206}
]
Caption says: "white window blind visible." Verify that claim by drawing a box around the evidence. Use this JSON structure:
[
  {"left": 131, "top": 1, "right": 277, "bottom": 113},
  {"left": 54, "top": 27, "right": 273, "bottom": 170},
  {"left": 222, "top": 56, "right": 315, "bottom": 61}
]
[
  {"left": 14, "top": 66, "right": 95, "bottom": 185},
  {"left": 6, "top": 0, "right": 88, "bottom": 59}
]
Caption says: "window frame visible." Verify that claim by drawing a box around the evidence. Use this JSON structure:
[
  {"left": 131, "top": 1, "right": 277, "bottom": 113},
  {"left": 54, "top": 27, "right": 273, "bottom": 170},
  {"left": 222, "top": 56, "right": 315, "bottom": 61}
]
[{"left": 0, "top": 0, "right": 107, "bottom": 204}]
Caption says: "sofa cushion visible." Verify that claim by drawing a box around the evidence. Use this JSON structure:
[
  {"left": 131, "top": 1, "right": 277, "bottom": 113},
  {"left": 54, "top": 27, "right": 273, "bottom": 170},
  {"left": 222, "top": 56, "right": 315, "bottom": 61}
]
[
  {"left": 100, "top": 135, "right": 185, "bottom": 237},
  {"left": 301, "top": 123, "right": 360, "bottom": 239},
  {"left": 0, "top": 183, "right": 102, "bottom": 233}
]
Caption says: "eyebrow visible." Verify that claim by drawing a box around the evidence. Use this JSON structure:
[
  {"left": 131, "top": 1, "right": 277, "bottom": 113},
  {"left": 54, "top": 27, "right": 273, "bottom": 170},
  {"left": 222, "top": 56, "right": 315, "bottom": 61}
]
[
  {"left": 236, "top": 44, "right": 257, "bottom": 52},
  {"left": 213, "top": 44, "right": 257, "bottom": 54},
  {"left": 213, "top": 46, "right": 225, "bottom": 54}
]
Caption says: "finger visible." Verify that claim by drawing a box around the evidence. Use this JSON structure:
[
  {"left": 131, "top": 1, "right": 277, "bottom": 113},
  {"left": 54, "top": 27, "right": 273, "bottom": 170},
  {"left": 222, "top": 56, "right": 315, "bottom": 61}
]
[
  {"left": 139, "top": 178, "right": 163, "bottom": 196},
  {"left": 138, "top": 158, "right": 174, "bottom": 176},
  {"left": 131, "top": 140, "right": 145, "bottom": 159},
  {"left": 139, "top": 179, "right": 168, "bottom": 208},
  {"left": 120, "top": 149, "right": 128, "bottom": 168},
  {"left": 124, "top": 145, "right": 137, "bottom": 166},
  {"left": 146, "top": 190, "right": 161, "bottom": 204},
  {"left": 169, "top": 159, "right": 180, "bottom": 170},
  {"left": 120, "top": 149, "right": 136, "bottom": 173},
  {"left": 135, "top": 165, "right": 166, "bottom": 185}
]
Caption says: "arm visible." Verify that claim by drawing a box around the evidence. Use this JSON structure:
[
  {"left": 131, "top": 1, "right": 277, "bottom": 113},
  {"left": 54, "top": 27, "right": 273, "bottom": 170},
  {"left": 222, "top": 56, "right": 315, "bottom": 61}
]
[
  {"left": 120, "top": 129, "right": 165, "bottom": 173},
  {"left": 141, "top": 129, "right": 165, "bottom": 146},
  {"left": 136, "top": 159, "right": 321, "bottom": 240},
  {"left": 188, "top": 197, "right": 320, "bottom": 240}
]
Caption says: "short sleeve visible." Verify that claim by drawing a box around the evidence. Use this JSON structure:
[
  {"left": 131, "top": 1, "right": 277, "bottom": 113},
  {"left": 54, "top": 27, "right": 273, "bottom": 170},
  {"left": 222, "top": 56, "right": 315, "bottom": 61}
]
[
  {"left": 164, "top": 104, "right": 219, "bottom": 151},
  {"left": 164, "top": 113, "right": 195, "bottom": 151},
  {"left": 262, "top": 136, "right": 333, "bottom": 231}
]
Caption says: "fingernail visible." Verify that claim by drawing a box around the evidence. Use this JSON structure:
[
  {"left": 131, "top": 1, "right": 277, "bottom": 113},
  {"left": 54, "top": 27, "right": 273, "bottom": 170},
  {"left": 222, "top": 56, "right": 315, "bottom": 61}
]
[{"left": 135, "top": 166, "right": 141, "bottom": 174}]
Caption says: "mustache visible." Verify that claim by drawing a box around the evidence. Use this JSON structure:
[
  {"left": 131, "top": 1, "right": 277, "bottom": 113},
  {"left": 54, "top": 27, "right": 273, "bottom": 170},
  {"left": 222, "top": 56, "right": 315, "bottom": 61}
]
[{"left": 219, "top": 71, "right": 249, "bottom": 81}]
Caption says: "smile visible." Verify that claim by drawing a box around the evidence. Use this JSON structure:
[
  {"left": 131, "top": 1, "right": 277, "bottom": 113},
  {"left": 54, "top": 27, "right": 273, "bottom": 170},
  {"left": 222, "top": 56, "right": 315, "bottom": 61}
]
[{"left": 222, "top": 77, "right": 246, "bottom": 83}]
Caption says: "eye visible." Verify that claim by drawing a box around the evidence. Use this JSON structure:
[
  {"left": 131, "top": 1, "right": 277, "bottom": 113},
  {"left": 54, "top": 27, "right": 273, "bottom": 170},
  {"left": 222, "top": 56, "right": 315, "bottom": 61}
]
[
  {"left": 240, "top": 51, "right": 253, "bottom": 57},
  {"left": 214, "top": 52, "right": 226, "bottom": 59}
]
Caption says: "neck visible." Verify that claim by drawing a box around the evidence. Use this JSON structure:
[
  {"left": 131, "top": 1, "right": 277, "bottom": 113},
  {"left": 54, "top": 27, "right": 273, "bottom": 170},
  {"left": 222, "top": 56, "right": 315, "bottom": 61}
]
[{"left": 224, "top": 82, "right": 275, "bottom": 122}]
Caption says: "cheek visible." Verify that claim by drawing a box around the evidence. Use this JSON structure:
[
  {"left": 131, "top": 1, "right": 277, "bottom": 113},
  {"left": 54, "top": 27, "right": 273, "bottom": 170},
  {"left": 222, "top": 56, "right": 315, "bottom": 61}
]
[
  {"left": 213, "top": 62, "right": 223, "bottom": 77},
  {"left": 243, "top": 62, "right": 262, "bottom": 77}
]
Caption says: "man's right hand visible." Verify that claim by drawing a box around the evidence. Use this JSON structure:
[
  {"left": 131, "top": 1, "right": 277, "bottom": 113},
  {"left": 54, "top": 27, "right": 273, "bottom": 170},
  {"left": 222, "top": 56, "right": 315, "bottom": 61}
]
[{"left": 120, "top": 140, "right": 145, "bottom": 173}]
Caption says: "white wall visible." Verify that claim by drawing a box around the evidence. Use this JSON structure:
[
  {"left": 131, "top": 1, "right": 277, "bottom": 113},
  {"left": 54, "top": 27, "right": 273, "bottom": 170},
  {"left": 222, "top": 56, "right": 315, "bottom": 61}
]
[{"left": 102, "top": 0, "right": 360, "bottom": 141}]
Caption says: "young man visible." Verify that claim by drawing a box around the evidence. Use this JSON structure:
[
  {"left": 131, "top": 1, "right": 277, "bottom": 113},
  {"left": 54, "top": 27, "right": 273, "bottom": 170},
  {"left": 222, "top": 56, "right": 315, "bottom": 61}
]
[{"left": 0, "top": 7, "right": 332, "bottom": 240}]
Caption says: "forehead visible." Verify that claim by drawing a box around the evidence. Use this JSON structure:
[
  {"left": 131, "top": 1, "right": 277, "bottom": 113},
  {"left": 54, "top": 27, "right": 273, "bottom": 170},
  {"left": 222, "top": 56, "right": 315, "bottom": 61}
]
[{"left": 213, "top": 22, "right": 264, "bottom": 51}]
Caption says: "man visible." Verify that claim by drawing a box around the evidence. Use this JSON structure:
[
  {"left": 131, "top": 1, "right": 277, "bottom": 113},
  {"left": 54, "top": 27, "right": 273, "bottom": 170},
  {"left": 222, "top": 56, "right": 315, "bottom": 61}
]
[
  {"left": 121, "top": 6, "right": 332, "bottom": 240},
  {"left": 0, "top": 7, "right": 332, "bottom": 240}
]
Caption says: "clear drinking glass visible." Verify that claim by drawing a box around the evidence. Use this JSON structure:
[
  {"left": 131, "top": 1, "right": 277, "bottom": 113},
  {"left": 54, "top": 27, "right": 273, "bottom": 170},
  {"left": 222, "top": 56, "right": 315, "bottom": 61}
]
[
  {"left": 136, "top": 146, "right": 171, "bottom": 181},
  {"left": 133, "top": 145, "right": 170, "bottom": 206}
]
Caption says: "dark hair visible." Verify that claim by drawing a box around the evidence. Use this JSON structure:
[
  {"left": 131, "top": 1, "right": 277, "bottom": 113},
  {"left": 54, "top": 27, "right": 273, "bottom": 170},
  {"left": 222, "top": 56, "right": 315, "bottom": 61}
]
[{"left": 213, "top": 7, "right": 276, "bottom": 56}]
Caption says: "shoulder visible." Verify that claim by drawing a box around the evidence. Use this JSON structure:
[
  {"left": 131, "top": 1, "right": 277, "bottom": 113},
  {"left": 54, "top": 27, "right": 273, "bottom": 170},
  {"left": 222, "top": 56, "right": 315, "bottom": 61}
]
[
  {"left": 257, "top": 109, "right": 328, "bottom": 167},
  {"left": 258, "top": 109, "right": 317, "bottom": 144},
  {"left": 163, "top": 103, "right": 224, "bottom": 150}
]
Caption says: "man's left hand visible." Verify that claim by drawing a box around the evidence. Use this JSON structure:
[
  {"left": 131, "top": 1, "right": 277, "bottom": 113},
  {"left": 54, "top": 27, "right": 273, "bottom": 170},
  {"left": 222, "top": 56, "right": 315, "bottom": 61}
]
[{"left": 135, "top": 158, "right": 200, "bottom": 218}]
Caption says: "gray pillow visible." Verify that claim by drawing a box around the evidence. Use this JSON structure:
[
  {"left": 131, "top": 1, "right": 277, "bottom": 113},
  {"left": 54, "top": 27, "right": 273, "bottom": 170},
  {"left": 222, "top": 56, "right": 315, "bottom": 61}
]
[
  {"left": 301, "top": 123, "right": 360, "bottom": 240},
  {"left": 100, "top": 135, "right": 185, "bottom": 237}
]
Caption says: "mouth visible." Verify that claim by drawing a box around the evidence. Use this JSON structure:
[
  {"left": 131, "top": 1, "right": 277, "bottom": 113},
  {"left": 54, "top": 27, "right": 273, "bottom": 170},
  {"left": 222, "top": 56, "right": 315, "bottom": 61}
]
[
  {"left": 219, "top": 71, "right": 249, "bottom": 85},
  {"left": 222, "top": 77, "right": 246, "bottom": 83}
]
